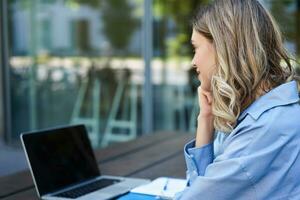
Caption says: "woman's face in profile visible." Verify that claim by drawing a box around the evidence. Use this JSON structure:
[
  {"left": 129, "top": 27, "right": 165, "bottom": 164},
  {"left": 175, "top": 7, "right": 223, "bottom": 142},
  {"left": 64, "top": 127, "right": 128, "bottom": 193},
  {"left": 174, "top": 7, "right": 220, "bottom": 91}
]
[{"left": 191, "top": 29, "right": 216, "bottom": 91}]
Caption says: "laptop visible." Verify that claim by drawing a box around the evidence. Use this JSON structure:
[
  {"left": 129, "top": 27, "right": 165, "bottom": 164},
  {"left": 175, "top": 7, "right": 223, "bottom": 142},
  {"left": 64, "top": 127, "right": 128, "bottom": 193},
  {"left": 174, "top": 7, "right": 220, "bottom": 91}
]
[{"left": 20, "top": 124, "right": 150, "bottom": 200}]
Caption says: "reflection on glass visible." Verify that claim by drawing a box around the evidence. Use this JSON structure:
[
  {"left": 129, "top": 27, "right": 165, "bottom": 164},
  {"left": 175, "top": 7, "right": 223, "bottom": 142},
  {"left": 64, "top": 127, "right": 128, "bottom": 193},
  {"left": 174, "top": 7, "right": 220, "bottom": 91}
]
[
  {"left": 7, "top": 0, "right": 300, "bottom": 147},
  {"left": 152, "top": 0, "right": 300, "bottom": 133},
  {"left": 9, "top": 0, "right": 144, "bottom": 148}
]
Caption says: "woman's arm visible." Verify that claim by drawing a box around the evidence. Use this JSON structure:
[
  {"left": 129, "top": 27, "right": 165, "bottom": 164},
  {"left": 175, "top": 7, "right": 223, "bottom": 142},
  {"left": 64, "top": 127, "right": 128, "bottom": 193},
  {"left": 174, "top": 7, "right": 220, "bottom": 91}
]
[
  {"left": 180, "top": 87, "right": 216, "bottom": 187},
  {"left": 174, "top": 119, "right": 263, "bottom": 200},
  {"left": 195, "top": 86, "right": 215, "bottom": 148}
]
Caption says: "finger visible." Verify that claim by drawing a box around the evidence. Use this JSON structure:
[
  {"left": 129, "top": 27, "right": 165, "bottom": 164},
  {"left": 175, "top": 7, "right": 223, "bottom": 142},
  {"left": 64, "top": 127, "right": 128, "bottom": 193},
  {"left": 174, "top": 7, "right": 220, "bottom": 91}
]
[
  {"left": 198, "top": 87, "right": 213, "bottom": 104},
  {"left": 206, "top": 93, "right": 213, "bottom": 104}
]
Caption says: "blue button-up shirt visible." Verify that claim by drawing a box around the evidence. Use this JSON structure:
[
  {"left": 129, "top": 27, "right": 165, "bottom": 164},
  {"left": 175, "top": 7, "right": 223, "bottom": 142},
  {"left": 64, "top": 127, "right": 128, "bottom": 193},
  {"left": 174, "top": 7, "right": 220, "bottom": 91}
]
[{"left": 175, "top": 80, "right": 300, "bottom": 200}]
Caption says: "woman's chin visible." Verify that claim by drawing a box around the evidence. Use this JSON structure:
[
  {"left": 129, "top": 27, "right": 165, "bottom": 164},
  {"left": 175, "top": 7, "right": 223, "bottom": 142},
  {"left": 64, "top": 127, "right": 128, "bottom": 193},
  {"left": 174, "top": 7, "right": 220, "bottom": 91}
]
[{"left": 198, "top": 76, "right": 202, "bottom": 83}]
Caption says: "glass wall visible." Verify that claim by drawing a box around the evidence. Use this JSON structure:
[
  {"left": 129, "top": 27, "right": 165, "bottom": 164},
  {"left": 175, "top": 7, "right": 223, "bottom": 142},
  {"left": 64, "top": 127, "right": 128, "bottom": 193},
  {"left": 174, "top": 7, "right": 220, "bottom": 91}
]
[
  {"left": 8, "top": 0, "right": 144, "bottom": 147},
  {"left": 4, "top": 0, "right": 300, "bottom": 148}
]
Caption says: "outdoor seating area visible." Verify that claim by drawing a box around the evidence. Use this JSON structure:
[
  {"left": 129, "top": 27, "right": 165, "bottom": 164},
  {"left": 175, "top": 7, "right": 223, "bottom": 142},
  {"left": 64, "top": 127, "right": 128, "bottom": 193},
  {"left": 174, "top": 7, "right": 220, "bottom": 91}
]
[{"left": 0, "top": 0, "right": 299, "bottom": 199}]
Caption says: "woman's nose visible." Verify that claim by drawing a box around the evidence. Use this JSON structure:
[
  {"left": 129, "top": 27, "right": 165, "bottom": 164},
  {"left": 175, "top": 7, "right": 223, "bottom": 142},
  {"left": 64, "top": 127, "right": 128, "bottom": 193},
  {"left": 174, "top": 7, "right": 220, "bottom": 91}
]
[
  {"left": 191, "top": 60, "right": 197, "bottom": 69},
  {"left": 191, "top": 64, "right": 197, "bottom": 70}
]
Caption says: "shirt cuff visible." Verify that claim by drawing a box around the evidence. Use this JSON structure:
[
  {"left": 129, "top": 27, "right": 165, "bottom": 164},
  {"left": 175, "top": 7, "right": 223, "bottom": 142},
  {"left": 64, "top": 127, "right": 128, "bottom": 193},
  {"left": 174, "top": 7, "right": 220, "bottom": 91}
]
[{"left": 184, "top": 139, "right": 214, "bottom": 183}]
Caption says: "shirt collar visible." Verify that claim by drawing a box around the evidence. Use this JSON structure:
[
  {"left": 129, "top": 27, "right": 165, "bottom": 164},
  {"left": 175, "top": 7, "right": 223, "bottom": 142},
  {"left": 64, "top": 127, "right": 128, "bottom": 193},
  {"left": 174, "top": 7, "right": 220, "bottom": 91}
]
[{"left": 238, "top": 80, "right": 300, "bottom": 121}]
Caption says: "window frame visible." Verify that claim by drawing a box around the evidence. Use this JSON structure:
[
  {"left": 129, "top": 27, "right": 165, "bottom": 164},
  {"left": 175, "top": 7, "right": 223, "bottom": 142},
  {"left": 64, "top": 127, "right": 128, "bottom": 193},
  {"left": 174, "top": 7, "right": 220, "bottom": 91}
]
[{"left": 0, "top": 0, "right": 12, "bottom": 144}]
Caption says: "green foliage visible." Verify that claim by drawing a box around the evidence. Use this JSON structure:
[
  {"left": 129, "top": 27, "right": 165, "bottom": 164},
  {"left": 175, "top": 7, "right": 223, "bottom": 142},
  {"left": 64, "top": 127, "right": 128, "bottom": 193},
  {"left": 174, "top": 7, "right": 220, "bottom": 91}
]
[
  {"left": 153, "top": 0, "right": 211, "bottom": 57},
  {"left": 269, "top": 0, "right": 300, "bottom": 59},
  {"left": 270, "top": 0, "right": 296, "bottom": 40},
  {"left": 64, "top": 0, "right": 101, "bottom": 8},
  {"left": 101, "top": 0, "right": 139, "bottom": 55}
]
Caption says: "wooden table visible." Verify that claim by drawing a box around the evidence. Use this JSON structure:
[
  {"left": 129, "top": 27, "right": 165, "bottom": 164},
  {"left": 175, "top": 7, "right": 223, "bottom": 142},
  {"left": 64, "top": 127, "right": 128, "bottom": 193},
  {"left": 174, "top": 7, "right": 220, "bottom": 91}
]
[{"left": 0, "top": 132, "right": 193, "bottom": 200}]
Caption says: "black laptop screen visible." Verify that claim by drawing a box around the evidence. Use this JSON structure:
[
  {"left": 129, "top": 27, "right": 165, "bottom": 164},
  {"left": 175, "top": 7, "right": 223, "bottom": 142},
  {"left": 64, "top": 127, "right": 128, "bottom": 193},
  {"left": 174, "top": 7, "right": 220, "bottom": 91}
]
[{"left": 22, "top": 125, "right": 100, "bottom": 196}]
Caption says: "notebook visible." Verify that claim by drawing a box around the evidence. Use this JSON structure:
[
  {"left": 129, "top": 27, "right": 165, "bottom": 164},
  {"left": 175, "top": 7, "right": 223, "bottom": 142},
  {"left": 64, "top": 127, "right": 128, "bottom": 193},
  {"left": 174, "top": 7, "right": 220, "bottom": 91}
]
[{"left": 129, "top": 177, "right": 187, "bottom": 199}]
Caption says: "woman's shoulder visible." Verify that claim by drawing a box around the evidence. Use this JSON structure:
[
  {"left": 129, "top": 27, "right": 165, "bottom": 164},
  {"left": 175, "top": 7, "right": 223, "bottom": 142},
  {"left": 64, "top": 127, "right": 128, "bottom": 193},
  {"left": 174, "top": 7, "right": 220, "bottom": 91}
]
[
  {"left": 234, "top": 80, "right": 300, "bottom": 135},
  {"left": 249, "top": 97, "right": 300, "bottom": 137},
  {"left": 218, "top": 98, "right": 300, "bottom": 158},
  {"left": 214, "top": 81, "right": 300, "bottom": 159},
  {"left": 232, "top": 101, "right": 300, "bottom": 143}
]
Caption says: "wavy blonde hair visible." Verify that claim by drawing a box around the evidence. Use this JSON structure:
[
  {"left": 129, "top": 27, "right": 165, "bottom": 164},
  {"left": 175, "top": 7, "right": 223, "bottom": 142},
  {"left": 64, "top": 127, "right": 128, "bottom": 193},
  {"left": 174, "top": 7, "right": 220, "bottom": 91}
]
[{"left": 192, "top": 0, "right": 300, "bottom": 133}]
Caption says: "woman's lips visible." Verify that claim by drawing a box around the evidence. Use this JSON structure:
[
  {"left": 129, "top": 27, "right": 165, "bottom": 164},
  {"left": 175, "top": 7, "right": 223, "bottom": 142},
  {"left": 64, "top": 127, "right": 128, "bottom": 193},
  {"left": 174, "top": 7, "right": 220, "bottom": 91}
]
[{"left": 196, "top": 71, "right": 201, "bottom": 80}]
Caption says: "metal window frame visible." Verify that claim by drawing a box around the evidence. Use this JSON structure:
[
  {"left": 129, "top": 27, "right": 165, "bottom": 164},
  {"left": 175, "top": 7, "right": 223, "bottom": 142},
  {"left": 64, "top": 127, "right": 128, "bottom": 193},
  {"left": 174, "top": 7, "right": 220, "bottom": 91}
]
[
  {"left": 142, "top": 0, "right": 154, "bottom": 135},
  {"left": 0, "top": 0, "right": 12, "bottom": 144}
]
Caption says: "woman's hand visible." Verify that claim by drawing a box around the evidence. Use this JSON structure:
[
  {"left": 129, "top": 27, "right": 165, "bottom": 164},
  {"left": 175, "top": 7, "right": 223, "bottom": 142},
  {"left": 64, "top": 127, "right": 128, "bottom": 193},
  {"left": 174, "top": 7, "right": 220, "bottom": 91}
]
[
  {"left": 197, "top": 86, "right": 213, "bottom": 118},
  {"left": 195, "top": 86, "right": 215, "bottom": 147}
]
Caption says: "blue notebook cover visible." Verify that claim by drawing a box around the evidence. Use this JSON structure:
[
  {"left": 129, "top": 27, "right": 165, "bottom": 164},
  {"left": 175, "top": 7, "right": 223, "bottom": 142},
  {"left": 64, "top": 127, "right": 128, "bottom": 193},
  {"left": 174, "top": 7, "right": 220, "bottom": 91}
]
[{"left": 117, "top": 192, "right": 157, "bottom": 200}]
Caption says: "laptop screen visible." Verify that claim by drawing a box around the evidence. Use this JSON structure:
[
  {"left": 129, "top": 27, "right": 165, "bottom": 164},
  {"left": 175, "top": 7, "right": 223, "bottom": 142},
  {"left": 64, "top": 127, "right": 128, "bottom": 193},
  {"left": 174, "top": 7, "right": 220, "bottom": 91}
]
[{"left": 21, "top": 125, "right": 100, "bottom": 196}]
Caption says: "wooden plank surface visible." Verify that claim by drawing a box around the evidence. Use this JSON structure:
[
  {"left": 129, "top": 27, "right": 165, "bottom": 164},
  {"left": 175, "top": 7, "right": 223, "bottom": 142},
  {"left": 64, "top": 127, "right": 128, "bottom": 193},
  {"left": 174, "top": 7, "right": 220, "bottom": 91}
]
[
  {"left": 0, "top": 171, "right": 33, "bottom": 199},
  {"left": 0, "top": 132, "right": 193, "bottom": 200},
  {"left": 129, "top": 153, "right": 186, "bottom": 179},
  {"left": 99, "top": 133, "right": 192, "bottom": 177},
  {"left": 94, "top": 131, "right": 178, "bottom": 163}
]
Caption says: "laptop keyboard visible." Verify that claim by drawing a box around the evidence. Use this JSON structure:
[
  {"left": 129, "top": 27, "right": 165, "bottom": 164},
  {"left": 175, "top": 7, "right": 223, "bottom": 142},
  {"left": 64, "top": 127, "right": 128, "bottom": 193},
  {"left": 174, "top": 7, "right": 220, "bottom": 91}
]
[{"left": 55, "top": 178, "right": 121, "bottom": 199}]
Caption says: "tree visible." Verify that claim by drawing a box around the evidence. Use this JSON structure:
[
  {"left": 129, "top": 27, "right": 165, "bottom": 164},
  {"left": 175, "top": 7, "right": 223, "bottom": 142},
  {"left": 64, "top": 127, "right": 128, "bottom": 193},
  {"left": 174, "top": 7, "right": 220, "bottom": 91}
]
[
  {"left": 153, "top": 0, "right": 210, "bottom": 57},
  {"left": 101, "top": 0, "right": 138, "bottom": 56}
]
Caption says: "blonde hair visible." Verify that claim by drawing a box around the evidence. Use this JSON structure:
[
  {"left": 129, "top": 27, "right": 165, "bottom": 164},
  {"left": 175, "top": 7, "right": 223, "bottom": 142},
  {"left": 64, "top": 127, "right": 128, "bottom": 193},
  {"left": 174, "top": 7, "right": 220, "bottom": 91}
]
[{"left": 192, "top": 0, "right": 300, "bottom": 133}]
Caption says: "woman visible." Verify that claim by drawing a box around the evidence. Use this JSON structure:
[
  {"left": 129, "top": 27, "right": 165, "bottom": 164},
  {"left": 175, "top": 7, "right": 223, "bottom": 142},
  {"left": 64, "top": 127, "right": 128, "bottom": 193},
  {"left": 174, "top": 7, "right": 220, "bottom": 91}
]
[{"left": 175, "top": 0, "right": 300, "bottom": 199}]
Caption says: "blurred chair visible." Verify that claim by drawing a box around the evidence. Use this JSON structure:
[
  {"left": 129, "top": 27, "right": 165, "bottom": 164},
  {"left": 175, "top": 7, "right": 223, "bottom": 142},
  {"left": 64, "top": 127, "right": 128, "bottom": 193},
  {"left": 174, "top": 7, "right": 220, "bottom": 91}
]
[{"left": 101, "top": 71, "right": 138, "bottom": 147}]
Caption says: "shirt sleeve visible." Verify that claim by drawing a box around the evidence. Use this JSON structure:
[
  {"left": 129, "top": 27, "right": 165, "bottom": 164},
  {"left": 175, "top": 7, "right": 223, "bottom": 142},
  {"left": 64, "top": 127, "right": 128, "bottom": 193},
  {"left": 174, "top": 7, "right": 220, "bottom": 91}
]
[
  {"left": 174, "top": 123, "right": 260, "bottom": 200},
  {"left": 173, "top": 140, "right": 214, "bottom": 200},
  {"left": 184, "top": 139, "right": 214, "bottom": 185}
]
